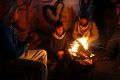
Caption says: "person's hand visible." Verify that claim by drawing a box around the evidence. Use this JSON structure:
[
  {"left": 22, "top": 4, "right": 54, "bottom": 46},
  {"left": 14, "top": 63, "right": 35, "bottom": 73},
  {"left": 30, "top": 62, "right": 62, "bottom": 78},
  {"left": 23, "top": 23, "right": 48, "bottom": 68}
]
[{"left": 57, "top": 51, "right": 64, "bottom": 60}]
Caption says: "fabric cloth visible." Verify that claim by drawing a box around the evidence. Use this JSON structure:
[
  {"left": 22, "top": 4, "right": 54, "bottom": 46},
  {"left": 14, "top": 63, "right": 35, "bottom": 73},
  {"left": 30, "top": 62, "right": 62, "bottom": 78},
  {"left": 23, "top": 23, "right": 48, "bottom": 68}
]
[
  {"left": 20, "top": 49, "right": 47, "bottom": 67},
  {"left": 106, "top": 30, "right": 120, "bottom": 67},
  {"left": 0, "top": 20, "right": 27, "bottom": 64},
  {"left": 48, "top": 31, "right": 70, "bottom": 60},
  {"left": 0, "top": 20, "right": 47, "bottom": 80},
  {"left": 48, "top": 31, "right": 71, "bottom": 80},
  {"left": 20, "top": 49, "right": 47, "bottom": 80},
  {"left": 105, "top": 4, "right": 120, "bottom": 60},
  {"left": 104, "top": 5, "right": 119, "bottom": 41}
]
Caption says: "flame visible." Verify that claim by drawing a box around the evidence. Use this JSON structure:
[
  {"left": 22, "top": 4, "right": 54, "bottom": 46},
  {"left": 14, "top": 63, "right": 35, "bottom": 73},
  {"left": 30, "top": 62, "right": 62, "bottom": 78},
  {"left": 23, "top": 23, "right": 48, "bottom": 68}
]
[
  {"left": 68, "top": 40, "right": 79, "bottom": 56},
  {"left": 77, "top": 36, "right": 88, "bottom": 50},
  {"left": 68, "top": 36, "right": 88, "bottom": 56},
  {"left": 68, "top": 36, "right": 95, "bottom": 65}
]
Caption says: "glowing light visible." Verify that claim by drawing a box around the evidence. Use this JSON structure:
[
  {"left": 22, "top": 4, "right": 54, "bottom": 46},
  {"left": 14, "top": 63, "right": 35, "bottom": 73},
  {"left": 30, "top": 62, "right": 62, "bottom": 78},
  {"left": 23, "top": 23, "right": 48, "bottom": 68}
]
[
  {"left": 68, "top": 36, "right": 89, "bottom": 56},
  {"left": 77, "top": 36, "right": 88, "bottom": 50},
  {"left": 68, "top": 36, "right": 95, "bottom": 65},
  {"left": 68, "top": 40, "right": 79, "bottom": 56}
]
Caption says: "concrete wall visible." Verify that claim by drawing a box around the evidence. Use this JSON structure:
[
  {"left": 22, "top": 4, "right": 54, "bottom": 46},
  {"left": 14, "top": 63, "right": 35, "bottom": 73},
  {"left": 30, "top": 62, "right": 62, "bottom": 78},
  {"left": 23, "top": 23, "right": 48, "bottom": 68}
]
[{"left": 15, "top": 0, "right": 81, "bottom": 33}]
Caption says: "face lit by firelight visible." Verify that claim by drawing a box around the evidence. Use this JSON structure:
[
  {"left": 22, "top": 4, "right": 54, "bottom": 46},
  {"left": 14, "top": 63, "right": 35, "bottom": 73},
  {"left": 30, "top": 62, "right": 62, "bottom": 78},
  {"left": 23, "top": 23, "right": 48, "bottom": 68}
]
[{"left": 56, "top": 26, "right": 64, "bottom": 35}]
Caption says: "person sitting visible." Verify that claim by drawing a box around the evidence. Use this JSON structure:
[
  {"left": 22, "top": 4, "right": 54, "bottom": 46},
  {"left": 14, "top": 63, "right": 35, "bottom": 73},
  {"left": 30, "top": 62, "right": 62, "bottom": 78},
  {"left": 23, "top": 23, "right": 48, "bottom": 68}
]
[
  {"left": 105, "top": 1, "right": 120, "bottom": 70},
  {"left": 19, "top": 29, "right": 47, "bottom": 80},
  {"left": 0, "top": 1, "right": 47, "bottom": 80},
  {"left": 48, "top": 21, "right": 71, "bottom": 80},
  {"left": 72, "top": 16, "right": 99, "bottom": 51}
]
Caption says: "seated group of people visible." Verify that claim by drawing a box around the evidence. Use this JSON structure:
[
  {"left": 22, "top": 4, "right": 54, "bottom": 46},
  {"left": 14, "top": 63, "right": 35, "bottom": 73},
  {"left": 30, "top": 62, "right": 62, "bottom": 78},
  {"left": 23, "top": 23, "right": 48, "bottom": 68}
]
[
  {"left": 1, "top": 0, "right": 119, "bottom": 79},
  {"left": 0, "top": 1, "right": 120, "bottom": 80},
  {"left": 0, "top": 12, "right": 99, "bottom": 80},
  {"left": 47, "top": 16, "right": 99, "bottom": 79}
]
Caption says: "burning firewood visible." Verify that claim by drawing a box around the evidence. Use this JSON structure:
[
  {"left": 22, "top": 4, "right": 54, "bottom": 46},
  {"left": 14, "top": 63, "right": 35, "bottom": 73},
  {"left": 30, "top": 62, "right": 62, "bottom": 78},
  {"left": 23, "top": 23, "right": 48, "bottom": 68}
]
[{"left": 68, "top": 36, "right": 95, "bottom": 65}]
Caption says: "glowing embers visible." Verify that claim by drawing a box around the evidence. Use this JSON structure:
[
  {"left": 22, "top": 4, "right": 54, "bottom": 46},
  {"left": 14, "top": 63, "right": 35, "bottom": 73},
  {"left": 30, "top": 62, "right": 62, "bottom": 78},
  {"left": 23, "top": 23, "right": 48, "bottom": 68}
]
[{"left": 68, "top": 36, "right": 95, "bottom": 65}]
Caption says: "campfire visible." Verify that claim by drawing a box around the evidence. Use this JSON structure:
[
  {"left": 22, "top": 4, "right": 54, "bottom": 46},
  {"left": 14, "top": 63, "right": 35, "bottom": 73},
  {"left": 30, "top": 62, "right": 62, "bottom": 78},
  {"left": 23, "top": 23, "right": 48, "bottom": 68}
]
[{"left": 68, "top": 36, "right": 95, "bottom": 65}]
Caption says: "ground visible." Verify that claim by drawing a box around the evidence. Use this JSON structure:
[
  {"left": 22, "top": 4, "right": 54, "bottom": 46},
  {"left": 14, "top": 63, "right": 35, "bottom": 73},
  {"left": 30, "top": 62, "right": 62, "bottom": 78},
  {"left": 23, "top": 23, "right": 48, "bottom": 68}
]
[{"left": 47, "top": 48, "right": 120, "bottom": 80}]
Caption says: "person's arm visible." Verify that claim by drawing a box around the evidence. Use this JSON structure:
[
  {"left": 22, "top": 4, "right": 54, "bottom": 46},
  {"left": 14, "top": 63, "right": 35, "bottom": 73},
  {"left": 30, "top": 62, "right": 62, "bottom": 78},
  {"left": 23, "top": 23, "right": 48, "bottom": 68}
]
[
  {"left": 88, "top": 21, "right": 99, "bottom": 44},
  {"left": 48, "top": 33, "right": 57, "bottom": 54},
  {"left": 59, "top": 32, "right": 71, "bottom": 56},
  {"left": 72, "top": 21, "right": 80, "bottom": 40}
]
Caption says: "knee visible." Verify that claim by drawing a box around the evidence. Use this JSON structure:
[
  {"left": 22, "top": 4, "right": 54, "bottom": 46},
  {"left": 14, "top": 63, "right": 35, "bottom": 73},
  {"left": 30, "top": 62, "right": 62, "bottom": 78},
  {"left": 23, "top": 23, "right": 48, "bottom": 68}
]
[
  {"left": 40, "top": 49, "right": 47, "bottom": 58},
  {"left": 41, "top": 49, "right": 47, "bottom": 55}
]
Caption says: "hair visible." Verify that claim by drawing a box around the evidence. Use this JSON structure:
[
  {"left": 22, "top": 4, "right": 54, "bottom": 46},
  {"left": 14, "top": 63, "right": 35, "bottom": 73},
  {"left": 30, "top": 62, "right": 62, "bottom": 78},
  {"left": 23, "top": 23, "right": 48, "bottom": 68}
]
[
  {"left": 80, "top": 14, "right": 90, "bottom": 22},
  {"left": 54, "top": 21, "right": 63, "bottom": 28},
  {"left": 52, "top": 21, "right": 63, "bottom": 33}
]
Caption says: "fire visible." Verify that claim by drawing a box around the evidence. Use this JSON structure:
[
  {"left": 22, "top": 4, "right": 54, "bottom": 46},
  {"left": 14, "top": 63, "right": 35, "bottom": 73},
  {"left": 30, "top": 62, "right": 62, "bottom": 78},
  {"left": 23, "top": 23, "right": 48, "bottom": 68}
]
[
  {"left": 68, "top": 36, "right": 89, "bottom": 57},
  {"left": 77, "top": 36, "right": 88, "bottom": 50},
  {"left": 68, "top": 36, "right": 95, "bottom": 65}
]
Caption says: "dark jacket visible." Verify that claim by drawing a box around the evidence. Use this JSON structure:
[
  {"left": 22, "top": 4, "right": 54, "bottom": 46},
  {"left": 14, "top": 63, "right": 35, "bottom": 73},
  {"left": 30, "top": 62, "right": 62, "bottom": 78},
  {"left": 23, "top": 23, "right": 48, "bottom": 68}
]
[
  {"left": 48, "top": 31, "right": 71, "bottom": 60},
  {"left": 0, "top": 20, "right": 27, "bottom": 64}
]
